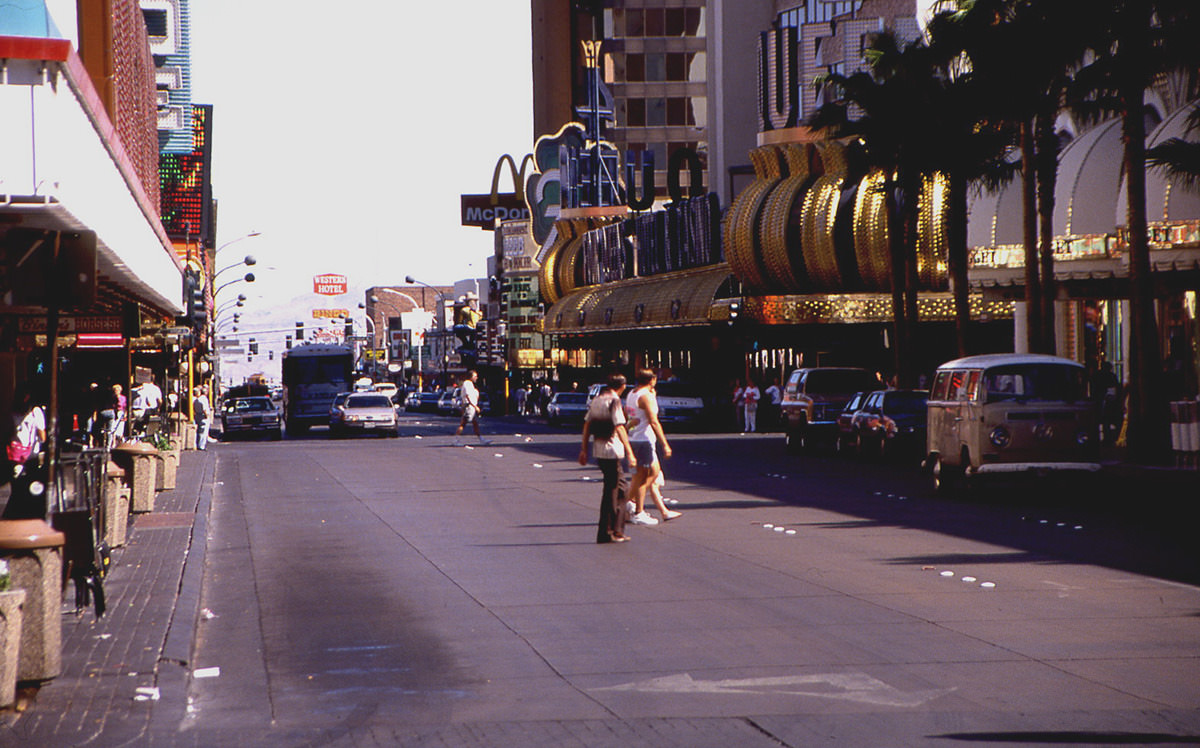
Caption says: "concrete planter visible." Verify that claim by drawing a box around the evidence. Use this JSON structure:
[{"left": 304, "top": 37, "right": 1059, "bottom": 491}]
[
  {"left": 0, "top": 520, "right": 64, "bottom": 682},
  {"left": 0, "top": 588, "right": 25, "bottom": 707},
  {"left": 102, "top": 462, "right": 129, "bottom": 548},
  {"left": 112, "top": 443, "right": 158, "bottom": 513},
  {"left": 154, "top": 447, "right": 180, "bottom": 491}
]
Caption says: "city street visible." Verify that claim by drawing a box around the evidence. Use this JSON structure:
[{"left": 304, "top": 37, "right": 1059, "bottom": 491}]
[{"left": 166, "top": 413, "right": 1200, "bottom": 746}]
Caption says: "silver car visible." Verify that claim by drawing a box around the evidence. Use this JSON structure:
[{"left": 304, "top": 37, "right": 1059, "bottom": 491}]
[{"left": 331, "top": 393, "right": 400, "bottom": 437}]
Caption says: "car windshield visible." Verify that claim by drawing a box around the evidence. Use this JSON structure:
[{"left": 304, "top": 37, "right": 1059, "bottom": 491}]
[
  {"left": 654, "top": 382, "right": 700, "bottom": 398},
  {"left": 805, "top": 370, "right": 881, "bottom": 394},
  {"left": 984, "top": 364, "right": 1086, "bottom": 403},
  {"left": 347, "top": 395, "right": 393, "bottom": 408},
  {"left": 229, "top": 398, "right": 273, "bottom": 412},
  {"left": 555, "top": 393, "right": 588, "bottom": 404},
  {"left": 882, "top": 391, "right": 928, "bottom": 413}
]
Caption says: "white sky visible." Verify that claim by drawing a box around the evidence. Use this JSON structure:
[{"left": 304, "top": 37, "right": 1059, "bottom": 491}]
[{"left": 190, "top": 1, "right": 533, "bottom": 351}]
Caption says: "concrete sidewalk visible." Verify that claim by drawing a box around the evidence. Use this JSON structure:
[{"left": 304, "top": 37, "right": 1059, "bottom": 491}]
[{"left": 0, "top": 447, "right": 216, "bottom": 746}]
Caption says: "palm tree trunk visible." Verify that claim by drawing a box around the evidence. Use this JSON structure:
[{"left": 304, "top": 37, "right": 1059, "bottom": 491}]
[
  {"left": 948, "top": 171, "right": 970, "bottom": 357},
  {"left": 1121, "top": 75, "right": 1170, "bottom": 463},
  {"left": 1036, "top": 108, "right": 1059, "bottom": 354},
  {"left": 1020, "top": 118, "right": 1043, "bottom": 353},
  {"left": 901, "top": 175, "right": 922, "bottom": 388},
  {"left": 886, "top": 179, "right": 909, "bottom": 386}
]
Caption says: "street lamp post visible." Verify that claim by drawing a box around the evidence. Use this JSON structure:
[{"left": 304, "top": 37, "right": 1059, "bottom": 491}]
[
  {"left": 371, "top": 286, "right": 426, "bottom": 387},
  {"left": 405, "top": 276, "right": 450, "bottom": 388}
]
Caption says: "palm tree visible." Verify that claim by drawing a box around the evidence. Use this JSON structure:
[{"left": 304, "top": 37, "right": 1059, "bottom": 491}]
[
  {"left": 808, "top": 34, "right": 924, "bottom": 386},
  {"left": 1072, "top": 0, "right": 1200, "bottom": 462},
  {"left": 1147, "top": 105, "right": 1200, "bottom": 189}
]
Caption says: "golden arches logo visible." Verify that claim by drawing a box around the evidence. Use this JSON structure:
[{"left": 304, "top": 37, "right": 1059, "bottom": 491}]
[{"left": 490, "top": 153, "right": 534, "bottom": 205}]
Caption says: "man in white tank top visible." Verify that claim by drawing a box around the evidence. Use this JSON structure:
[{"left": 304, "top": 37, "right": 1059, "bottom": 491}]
[{"left": 624, "top": 369, "right": 681, "bottom": 525}]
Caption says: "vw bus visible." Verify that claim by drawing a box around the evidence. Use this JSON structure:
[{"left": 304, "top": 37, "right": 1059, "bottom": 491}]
[{"left": 925, "top": 354, "right": 1100, "bottom": 493}]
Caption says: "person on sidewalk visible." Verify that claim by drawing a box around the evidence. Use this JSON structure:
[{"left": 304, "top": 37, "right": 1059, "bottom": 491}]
[
  {"left": 2, "top": 384, "right": 47, "bottom": 519},
  {"left": 742, "top": 378, "right": 761, "bottom": 433},
  {"left": 625, "top": 369, "right": 681, "bottom": 525},
  {"left": 579, "top": 373, "right": 636, "bottom": 543},
  {"left": 764, "top": 376, "right": 783, "bottom": 431},
  {"left": 193, "top": 385, "right": 212, "bottom": 450},
  {"left": 453, "top": 370, "right": 489, "bottom": 445}
]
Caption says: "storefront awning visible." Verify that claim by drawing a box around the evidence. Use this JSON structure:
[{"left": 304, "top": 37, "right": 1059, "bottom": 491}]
[{"left": 545, "top": 265, "right": 736, "bottom": 334}]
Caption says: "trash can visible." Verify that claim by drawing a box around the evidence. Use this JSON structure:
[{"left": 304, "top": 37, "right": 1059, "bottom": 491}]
[
  {"left": 102, "top": 461, "right": 129, "bottom": 548},
  {"left": 0, "top": 519, "right": 64, "bottom": 682},
  {"left": 112, "top": 442, "right": 159, "bottom": 513}
]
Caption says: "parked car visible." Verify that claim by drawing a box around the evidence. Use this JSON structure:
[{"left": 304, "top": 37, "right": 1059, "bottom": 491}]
[
  {"left": 833, "top": 391, "right": 870, "bottom": 454},
  {"left": 220, "top": 396, "right": 282, "bottom": 440},
  {"left": 547, "top": 392, "right": 589, "bottom": 426},
  {"left": 373, "top": 382, "right": 399, "bottom": 402},
  {"left": 405, "top": 391, "right": 441, "bottom": 413},
  {"left": 925, "top": 353, "right": 1100, "bottom": 494},
  {"left": 437, "top": 388, "right": 461, "bottom": 416},
  {"left": 849, "top": 389, "right": 929, "bottom": 460},
  {"left": 653, "top": 380, "right": 706, "bottom": 429},
  {"left": 328, "top": 392, "right": 352, "bottom": 429},
  {"left": 781, "top": 367, "right": 883, "bottom": 452},
  {"left": 331, "top": 392, "right": 400, "bottom": 437}
]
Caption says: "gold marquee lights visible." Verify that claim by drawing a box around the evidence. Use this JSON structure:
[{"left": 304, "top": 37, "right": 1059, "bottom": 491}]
[{"left": 724, "top": 141, "right": 951, "bottom": 295}]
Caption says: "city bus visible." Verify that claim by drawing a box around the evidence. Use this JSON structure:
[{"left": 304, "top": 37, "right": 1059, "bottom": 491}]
[{"left": 281, "top": 343, "right": 354, "bottom": 435}]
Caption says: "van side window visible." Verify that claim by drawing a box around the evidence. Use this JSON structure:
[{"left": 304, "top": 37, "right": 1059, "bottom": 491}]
[
  {"left": 965, "top": 370, "right": 983, "bottom": 401},
  {"left": 931, "top": 371, "right": 951, "bottom": 401},
  {"left": 945, "top": 371, "right": 966, "bottom": 401}
]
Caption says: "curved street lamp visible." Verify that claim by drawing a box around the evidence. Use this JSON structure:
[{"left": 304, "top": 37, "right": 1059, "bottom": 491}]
[
  {"left": 404, "top": 276, "right": 451, "bottom": 387},
  {"left": 214, "top": 272, "right": 255, "bottom": 298}
]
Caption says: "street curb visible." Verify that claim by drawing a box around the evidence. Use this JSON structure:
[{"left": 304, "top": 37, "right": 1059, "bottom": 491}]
[{"left": 155, "top": 450, "right": 215, "bottom": 728}]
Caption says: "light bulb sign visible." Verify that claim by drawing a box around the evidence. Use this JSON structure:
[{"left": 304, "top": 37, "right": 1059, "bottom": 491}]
[{"left": 313, "top": 274, "right": 348, "bottom": 296}]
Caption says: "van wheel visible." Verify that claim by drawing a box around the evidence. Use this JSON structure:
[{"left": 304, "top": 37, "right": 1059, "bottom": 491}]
[
  {"left": 931, "top": 455, "right": 962, "bottom": 496},
  {"left": 785, "top": 428, "right": 803, "bottom": 454}
]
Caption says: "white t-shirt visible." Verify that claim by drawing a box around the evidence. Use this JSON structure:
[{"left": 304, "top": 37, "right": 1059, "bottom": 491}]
[
  {"left": 625, "top": 387, "right": 655, "bottom": 444},
  {"left": 14, "top": 406, "right": 45, "bottom": 452},
  {"left": 135, "top": 382, "right": 162, "bottom": 410},
  {"left": 587, "top": 390, "right": 626, "bottom": 460},
  {"left": 743, "top": 385, "right": 761, "bottom": 408},
  {"left": 459, "top": 379, "right": 479, "bottom": 409}
]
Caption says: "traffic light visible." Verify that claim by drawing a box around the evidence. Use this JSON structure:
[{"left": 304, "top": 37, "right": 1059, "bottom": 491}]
[
  {"left": 344, "top": 319, "right": 353, "bottom": 340},
  {"left": 184, "top": 268, "right": 207, "bottom": 327},
  {"left": 295, "top": 321, "right": 304, "bottom": 341},
  {"left": 285, "top": 335, "right": 293, "bottom": 350},
  {"left": 249, "top": 338, "right": 259, "bottom": 355}
]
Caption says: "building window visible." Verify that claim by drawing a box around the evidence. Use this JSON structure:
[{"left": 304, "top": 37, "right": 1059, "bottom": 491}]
[
  {"left": 627, "top": 99, "right": 646, "bottom": 127},
  {"left": 626, "top": 9, "right": 644, "bottom": 37},
  {"left": 645, "top": 53, "right": 666, "bottom": 82},
  {"left": 646, "top": 98, "right": 666, "bottom": 126},
  {"left": 143, "top": 8, "right": 169, "bottom": 38},
  {"left": 644, "top": 8, "right": 665, "bottom": 37},
  {"left": 627, "top": 53, "right": 645, "bottom": 82}
]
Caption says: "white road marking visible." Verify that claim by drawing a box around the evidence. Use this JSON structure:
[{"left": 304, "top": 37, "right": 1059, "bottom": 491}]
[{"left": 594, "top": 672, "right": 953, "bottom": 707}]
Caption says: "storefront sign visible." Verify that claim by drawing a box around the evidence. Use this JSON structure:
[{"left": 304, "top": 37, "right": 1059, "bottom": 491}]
[
  {"left": 461, "top": 194, "right": 530, "bottom": 229},
  {"left": 581, "top": 193, "right": 723, "bottom": 283},
  {"left": 312, "top": 308, "right": 350, "bottom": 319},
  {"left": 17, "top": 316, "right": 123, "bottom": 334},
  {"left": 313, "top": 274, "right": 348, "bottom": 296}
]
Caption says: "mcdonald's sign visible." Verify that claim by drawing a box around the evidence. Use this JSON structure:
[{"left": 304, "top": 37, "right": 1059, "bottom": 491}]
[{"left": 460, "top": 154, "right": 535, "bottom": 230}]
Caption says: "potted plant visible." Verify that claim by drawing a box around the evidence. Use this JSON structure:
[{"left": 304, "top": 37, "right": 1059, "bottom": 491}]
[{"left": 0, "top": 560, "right": 26, "bottom": 708}]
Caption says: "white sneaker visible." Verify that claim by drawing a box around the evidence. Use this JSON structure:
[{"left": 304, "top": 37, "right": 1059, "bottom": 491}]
[
  {"left": 625, "top": 501, "right": 636, "bottom": 516},
  {"left": 630, "top": 511, "right": 659, "bottom": 526},
  {"left": 663, "top": 497, "right": 680, "bottom": 506}
]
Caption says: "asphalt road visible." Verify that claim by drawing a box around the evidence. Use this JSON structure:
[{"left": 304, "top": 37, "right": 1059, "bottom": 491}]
[{"left": 181, "top": 413, "right": 1200, "bottom": 746}]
